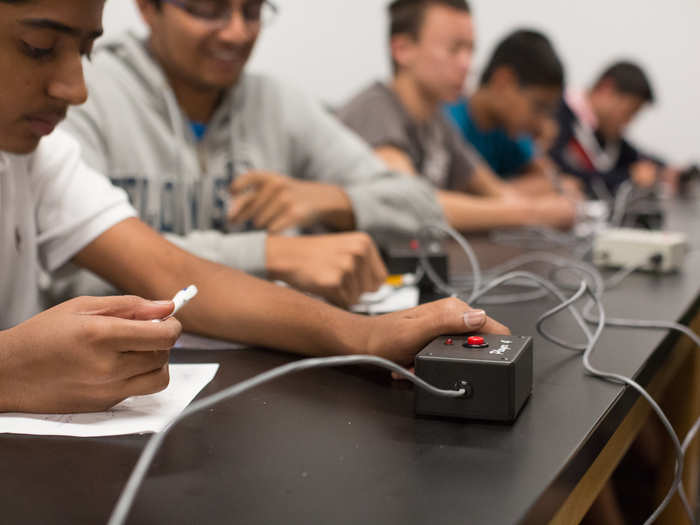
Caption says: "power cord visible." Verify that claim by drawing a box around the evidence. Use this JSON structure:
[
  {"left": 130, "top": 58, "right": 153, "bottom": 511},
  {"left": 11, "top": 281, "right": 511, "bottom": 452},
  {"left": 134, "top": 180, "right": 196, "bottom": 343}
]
[
  {"left": 110, "top": 223, "right": 699, "bottom": 525},
  {"left": 419, "top": 222, "right": 699, "bottom": 524},
  {"left": 107, "top": 355, "right": 466, "bottom": 525}
]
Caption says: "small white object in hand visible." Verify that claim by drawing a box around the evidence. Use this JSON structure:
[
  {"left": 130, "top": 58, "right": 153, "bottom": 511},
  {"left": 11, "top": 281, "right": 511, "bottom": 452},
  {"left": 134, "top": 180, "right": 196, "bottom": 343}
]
[{"left": 154, "top": 285, "right": 198, "bottom": 322}]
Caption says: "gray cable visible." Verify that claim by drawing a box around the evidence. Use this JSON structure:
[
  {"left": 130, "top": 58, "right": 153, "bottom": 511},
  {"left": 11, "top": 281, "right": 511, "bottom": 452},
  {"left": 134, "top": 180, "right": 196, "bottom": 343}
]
[
  {"left": 423, "top": 228, "right": 699, "bottom": 524},
  {"left": 683, "top": 417, "right": 700, "bottom": 456},
  {"left": 475, "top": 269, "right": 695, "bottom": 523},
  {"left": 583, "top": 300, "right": 700, "bottom": 347},
  {"left": 592, "top": 177, "right": 614, "bottom": 202},
  {"left": 484, "top": 272, "right": 697, "bottom": 523},
  {"left": 471, "top": 271, "right": 592, "bottom": 350},
  {"left": 680, "top": 417, "right": 700, "bottom": 522},
  {"left": 465, "top": 251, "right": 604, "bottom": 306},
  {"left": 559, "top": 257, "right": 699, "bottom": 523},
  {"left": 111, "top": 227, "right": 700, "bottom": 525},
  {"left": 610, "top": 181, "right": 659, "bottom": 228},
  {"left": 107, "top": 355, "right": 465, "bottom": 525},
  {"left": 489, "top": 226, "right": 582, "bottom": 250},
  {"left": 418, "top": 222, "right": 482, "bottom": 302},
  {"left": 534, "top": 281, "right": 589, "bottom": 343},
  {"left": 582, "top": 288, "right": 691, "bottom": 525},
  {"left": 611, "top": 180, "right": 635, "bottom": 226}
]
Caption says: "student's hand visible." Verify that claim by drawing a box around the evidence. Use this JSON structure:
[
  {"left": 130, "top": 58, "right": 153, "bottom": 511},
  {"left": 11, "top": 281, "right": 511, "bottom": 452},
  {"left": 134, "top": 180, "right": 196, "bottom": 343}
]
[
  {"left": 361, "top": 298, "right": 510, "bottom": 366},
  {"left": 630, "top": 160, "right": 659, "bottom": 188},
  {"left": 660, "top": 166, "right": 681, "bottom": 194},
  {"left": 560, "top": 175, "right": 585, "bottom": 201},
  {"left": 531, "top": 194, "right": 578, "bottom": 230},
  {"left": 266, "top": 233, "right": 388, "bottom": 308},
  {"left": 0, "top": 296, "right": 181, "bottom": 414},
  {"left": 229, "top": 172, "right": 355, "bottom": 233}
]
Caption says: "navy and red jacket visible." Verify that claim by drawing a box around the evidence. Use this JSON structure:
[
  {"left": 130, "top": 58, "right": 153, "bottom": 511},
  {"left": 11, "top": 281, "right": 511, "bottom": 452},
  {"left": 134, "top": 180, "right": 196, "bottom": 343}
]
[{"left": 549, "top": 99, "right": 662, "bottom": 196}]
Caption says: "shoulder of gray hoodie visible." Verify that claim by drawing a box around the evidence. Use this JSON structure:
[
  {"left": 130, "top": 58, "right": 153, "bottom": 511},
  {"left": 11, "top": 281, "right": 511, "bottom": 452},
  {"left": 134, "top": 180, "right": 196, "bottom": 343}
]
[{"left": 59, "top": 32, "right": 445, "bottom": 281}]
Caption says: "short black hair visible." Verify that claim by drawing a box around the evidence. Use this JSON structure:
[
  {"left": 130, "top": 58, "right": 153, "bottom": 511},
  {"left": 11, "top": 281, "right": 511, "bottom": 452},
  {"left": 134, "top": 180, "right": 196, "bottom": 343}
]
[
  {"left": 388, "top": 0, "right": 471, "bottom": 73},
  {"left": 593, "top": 61, "right": 655, "bottom": 104},
  {"left": 389, "top": 0, "right": 471, "bottom": 40},
  {"left": 480, "top": 29, "right": 564, "bottom": 89}
]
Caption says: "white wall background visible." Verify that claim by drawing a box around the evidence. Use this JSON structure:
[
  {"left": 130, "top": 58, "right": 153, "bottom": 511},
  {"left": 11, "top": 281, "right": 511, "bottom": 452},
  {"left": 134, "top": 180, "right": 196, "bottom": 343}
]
[{"left": 103, "top": 0, "right": 699, "bottom": 165}]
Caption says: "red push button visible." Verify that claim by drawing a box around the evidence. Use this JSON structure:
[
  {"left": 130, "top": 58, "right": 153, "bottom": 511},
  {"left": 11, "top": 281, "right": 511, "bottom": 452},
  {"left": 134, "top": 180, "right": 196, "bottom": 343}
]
[
  {"left": 464, "top": 336, "right": 488, "bottom": 349},
  {"left": 409, "top": 239, "right": 420, "bottom": 251},
  {"left": 445, "top": 337, "right": 454, "bottom": 345}
]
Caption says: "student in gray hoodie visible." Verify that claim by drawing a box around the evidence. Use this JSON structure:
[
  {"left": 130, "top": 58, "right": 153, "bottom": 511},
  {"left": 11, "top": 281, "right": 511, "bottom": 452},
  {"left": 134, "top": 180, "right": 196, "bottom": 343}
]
[
  {"left": 59, "top": 0, "right": 445, "bottom": 307},
  {"left": 0, "top": 0, "right": 508, "bottom": 414}
]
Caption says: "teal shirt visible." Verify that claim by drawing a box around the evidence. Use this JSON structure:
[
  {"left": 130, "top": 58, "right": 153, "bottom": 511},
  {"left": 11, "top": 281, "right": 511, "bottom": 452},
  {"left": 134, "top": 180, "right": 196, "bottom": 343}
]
[{"left": 445, "top": 98, "right": 535, "bottom": 178}]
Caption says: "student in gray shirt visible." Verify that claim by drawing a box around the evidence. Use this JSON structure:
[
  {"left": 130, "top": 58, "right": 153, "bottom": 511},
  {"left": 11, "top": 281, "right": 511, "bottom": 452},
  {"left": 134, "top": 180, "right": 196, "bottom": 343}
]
[
  {"left": 60, "top": 0, "right": 446, "bottom": 307},
  {"left": 340, "top": 82, "right": 481, "bottom": 192},
  {"left": 339, "top": 0, "right": 578, "bottom": 232},
  {"left": 0, "top": 0, "right": 509, "bottom": 414}
]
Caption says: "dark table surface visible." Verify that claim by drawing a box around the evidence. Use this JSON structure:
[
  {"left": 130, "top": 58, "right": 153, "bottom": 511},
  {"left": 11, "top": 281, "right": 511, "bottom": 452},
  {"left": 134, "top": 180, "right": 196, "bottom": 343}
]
[{"left": 3, "top": 196, "right": 699, "bottom": 525}]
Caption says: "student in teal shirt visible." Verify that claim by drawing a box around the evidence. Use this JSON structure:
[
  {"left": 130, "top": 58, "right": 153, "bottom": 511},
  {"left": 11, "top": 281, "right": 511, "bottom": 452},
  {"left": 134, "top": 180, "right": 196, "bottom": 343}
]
[
  {"left": 445, "top": 30, "right": 564, "bottom": 191},
  {"left": 446, "top": 97, "right": 535, "bottom": 178}
]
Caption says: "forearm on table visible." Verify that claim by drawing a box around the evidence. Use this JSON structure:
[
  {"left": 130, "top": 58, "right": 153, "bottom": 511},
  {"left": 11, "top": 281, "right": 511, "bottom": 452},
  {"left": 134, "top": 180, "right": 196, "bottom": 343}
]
[
  {"left": 0, "top": 330, "right": 17, "bottom": 411},
  {"left": 74, "top": 219, "right": 369, "bottom": 357},
  {"left": 178, "top": 262, "right": 367, "bottom": 356},
  {"left": 465, "top": 165, "right": 510, "bottom": 198},
  {"left": 438, "top": 191, "right": 534, "bottom": 231},
  {"left": 508, "top": 171, "right": 557, "bottom": 196}
]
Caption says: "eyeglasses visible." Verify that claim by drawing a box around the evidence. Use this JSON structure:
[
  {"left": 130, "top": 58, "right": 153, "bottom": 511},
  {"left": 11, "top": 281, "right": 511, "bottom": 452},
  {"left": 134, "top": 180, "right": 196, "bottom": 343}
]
[{"left": 161, "top": 0, "right": 278, "bottom": 29}]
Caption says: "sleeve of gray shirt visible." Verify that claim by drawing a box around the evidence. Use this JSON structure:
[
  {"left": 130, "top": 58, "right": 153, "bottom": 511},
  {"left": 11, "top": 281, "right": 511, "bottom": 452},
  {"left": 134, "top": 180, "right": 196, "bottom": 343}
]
[
  {"left": 275, "top": 80, "right": 446, "bottom": 239},
  {"left": 340, "top": 83, "right": 480, "bottom": 193},
  {"left": 60, "top": 86, "right": 270, "bottom": 277},
  {"left": 337, "top": 83, "right": 416, "bottom": 154},
  {"left": 163, "top": 230, "right": 267, "bottom": 275}
]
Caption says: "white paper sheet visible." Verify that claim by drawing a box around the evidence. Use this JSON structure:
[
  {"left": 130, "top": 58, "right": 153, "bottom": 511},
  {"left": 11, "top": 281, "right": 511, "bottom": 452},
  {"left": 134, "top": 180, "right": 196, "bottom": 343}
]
[{"left": 0, "top": 363, "right": 219, "bottom": 437}]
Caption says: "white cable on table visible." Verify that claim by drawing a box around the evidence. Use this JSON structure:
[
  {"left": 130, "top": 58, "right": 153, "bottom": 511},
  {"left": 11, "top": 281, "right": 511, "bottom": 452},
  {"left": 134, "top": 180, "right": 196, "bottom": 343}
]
[
  {"left": 472, "top": 265, "right": 695, "bottom": 524},
  {"left": 432, "top": 226, "right": 700, "bottom": 524},
  {"left": 418, "top": 222, "right": 483, "bottom": 303},
  {"left": 111, "top": 224, "right": 700, "bottom": 525},
  {"left": 582, "top": 287, "right": 691, "bottom": 524},
  {"left": 107, "top": 355, "right": 466, "bottom": 525}
]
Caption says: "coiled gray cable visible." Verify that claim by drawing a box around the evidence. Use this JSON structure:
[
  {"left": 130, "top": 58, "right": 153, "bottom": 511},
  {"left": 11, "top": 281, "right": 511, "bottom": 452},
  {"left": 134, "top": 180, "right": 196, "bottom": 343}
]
[{"left": 425, "top": 226, "right": 699, "bottom": 524}]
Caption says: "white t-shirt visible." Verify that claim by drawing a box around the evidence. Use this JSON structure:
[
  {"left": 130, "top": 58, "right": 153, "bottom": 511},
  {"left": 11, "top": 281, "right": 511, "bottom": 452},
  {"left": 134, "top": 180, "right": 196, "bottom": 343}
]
[{"left": 0, "top": 129, "right": 136, "bottom": 329}]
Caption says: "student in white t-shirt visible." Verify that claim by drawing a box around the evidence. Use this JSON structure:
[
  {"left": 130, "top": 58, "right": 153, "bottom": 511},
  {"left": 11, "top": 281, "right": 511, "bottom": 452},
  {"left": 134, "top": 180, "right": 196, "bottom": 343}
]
[{"left": 0, "top": 0, "right": 509, "bottom": 414}]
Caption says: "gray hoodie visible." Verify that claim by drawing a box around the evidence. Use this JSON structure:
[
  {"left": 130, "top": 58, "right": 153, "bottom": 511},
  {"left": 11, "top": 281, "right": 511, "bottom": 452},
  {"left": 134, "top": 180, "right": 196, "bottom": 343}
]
[{"left": 59, "top": 32, "right": 445, "bottom": 278}]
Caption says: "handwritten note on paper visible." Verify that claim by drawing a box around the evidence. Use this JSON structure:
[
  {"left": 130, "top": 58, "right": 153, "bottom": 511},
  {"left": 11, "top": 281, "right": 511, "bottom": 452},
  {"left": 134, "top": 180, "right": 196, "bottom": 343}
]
[{"left": 0, "top": 363, "right": 219, "bottom": 437}]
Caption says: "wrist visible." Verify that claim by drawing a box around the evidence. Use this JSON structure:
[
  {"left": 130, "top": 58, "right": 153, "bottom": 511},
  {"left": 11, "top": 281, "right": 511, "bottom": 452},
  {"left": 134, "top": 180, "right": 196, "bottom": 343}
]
[
  {"left": 330, "top": 311, "right": 374, "bottom": 357},
  {"left": 312, "top": 183, "right": 355, "bottom": 230},
  {"left": 0, "top": 328, "right": 20, "bottom": 412},
  {"left": 313, "top": 183, "right": 351, "bottom": 214},
  {"left": 528, "top": 200, "right": 547, "bottom": 226},
  {"left": 505, "top": 197, "right": 538, "bottom": 226},
  {"left": 265, "top": 236, "right": 297, "bottom": 282},
  {"left": 530, "top": 197, "right": 576, "bottom": 229}
]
